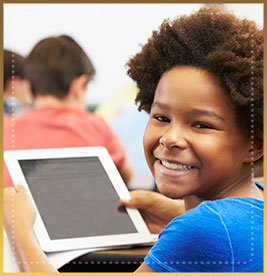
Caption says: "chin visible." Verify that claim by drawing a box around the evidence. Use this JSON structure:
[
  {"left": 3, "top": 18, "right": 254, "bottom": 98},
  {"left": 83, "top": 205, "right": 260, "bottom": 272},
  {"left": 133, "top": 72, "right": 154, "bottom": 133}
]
[{"left": 156, "top": 185, "right": 185, "bottom": 199}]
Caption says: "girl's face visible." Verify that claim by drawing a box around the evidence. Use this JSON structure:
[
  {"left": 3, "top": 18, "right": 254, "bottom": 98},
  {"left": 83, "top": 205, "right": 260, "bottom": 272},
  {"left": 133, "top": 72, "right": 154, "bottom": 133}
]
[{"left": 143, "top": 66, "right": 252, "bottom": 200}]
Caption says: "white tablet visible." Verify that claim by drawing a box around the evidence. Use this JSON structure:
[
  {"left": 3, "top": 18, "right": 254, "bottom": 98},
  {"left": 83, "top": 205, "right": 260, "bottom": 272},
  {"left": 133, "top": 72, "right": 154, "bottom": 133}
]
[{"left": 4, "top": 146, "right": 152, "bottom": 252}]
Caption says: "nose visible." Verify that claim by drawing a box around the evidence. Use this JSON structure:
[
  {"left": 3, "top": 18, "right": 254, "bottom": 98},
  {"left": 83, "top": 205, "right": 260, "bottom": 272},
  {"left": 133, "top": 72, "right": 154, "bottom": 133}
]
[{"left": 159, "top": 126, "right": 188, "bottom": 150}]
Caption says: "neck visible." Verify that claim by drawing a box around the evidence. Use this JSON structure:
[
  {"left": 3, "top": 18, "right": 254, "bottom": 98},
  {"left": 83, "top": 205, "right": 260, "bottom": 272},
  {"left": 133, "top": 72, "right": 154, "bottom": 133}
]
[
  {"left": 33, "top": 95, "right": 79, "bottom": 109},
  {"left": 183, "top": 172, "right": 263, "bottom": 211}
]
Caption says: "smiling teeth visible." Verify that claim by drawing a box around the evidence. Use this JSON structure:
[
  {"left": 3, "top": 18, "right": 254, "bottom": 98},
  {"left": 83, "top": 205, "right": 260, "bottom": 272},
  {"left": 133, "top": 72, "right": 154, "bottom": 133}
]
[{"left": 161, "top": 160, "right": 193, "bottom": 170}]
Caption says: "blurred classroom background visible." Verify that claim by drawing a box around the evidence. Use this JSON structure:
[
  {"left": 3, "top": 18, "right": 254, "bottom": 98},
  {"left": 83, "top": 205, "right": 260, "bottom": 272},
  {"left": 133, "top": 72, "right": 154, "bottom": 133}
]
[{"left": 4, "top": 3, "right": 263, "bottom": 190}]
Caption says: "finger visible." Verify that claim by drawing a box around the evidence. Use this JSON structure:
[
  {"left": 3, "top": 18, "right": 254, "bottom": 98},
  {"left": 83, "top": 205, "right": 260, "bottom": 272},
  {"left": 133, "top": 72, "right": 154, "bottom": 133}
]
[
  {"left": 120, "top": 198, "right": 136, "bottom": 208},
  {"left": 15, "top": 182, "right": 26, "bottom": 193},
  {"left": 121, "top": 190, "right": 154, "bottom": 209},
  {"left": 120, "top": 191, "right": 143, "bottom": 207}
]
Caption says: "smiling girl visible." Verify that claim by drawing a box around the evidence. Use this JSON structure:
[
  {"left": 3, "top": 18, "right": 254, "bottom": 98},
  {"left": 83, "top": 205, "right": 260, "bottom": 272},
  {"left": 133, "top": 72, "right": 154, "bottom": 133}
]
[
  {"left": 127, "top": 5, "right": 263, "bottom": 272},
  {"left": 4, "top": 5, "right": 263, "bottom": 273}
]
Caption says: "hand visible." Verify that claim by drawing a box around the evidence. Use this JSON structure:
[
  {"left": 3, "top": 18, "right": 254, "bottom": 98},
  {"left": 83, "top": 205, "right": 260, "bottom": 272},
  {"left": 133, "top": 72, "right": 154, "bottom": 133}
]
[
  {"left": 4, "top": 184, "right": 57, "bottom": 272},
  {"left": 121, "top": 190, "right": 185, "bottom": 234},
  {"left": 4, "top": 183, "right": 36, "bottom": 236}
]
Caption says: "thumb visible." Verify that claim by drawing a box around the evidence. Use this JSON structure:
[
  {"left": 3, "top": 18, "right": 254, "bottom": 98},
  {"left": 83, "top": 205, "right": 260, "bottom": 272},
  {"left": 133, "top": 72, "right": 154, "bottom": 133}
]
[
  {"left": 120, "top": 190, "right": 153, "bottom": 209},
  {"left": 15, "top": 182, "right": 26, "bottom": 193}
]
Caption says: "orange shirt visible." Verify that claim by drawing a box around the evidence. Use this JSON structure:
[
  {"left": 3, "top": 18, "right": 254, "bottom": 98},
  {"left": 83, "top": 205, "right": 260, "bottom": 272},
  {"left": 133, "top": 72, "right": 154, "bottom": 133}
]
[{"left": 4, "top": 107, "right": 126, "bottom": 188}]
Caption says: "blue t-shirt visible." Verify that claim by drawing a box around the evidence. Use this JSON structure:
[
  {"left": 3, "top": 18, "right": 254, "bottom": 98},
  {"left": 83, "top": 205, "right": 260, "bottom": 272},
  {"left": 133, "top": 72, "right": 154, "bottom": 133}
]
[{"left": 145, "top": 182, "right": 263, "bottom": 272}]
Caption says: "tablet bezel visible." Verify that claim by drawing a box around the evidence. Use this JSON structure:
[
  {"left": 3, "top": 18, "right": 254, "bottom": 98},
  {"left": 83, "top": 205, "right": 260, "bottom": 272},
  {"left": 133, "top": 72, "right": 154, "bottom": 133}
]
[{"left": 4, "top": 146, "right": 152, "bottom": 252}]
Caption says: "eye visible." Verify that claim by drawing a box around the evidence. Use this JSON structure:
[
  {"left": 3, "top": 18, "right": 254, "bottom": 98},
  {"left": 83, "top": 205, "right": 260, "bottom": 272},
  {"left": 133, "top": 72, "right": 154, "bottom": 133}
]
[
  {"left": 193, "top": 122, "right": 214, "bottom": 129},
  {"left": 153, "top": 115, "right": 170, "bottom": 123}
]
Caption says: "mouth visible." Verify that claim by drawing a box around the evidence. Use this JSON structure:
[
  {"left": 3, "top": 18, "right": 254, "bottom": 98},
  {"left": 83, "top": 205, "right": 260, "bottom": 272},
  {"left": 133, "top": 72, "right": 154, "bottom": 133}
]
[{"left": 158, "top": 159, "right": 196, "bottom": 170}]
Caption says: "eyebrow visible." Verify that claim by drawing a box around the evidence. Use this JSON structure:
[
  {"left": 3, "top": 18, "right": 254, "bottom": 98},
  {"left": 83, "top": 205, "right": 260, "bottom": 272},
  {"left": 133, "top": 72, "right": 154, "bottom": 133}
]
[
  {"left": 191, "top": 109, "right": 225, "bottom": 121},
  {"left": 151, "top": 102, "right": 225, "bottom": 121},
  {"left": 151, "top": 102, "right": 168, "bottom": 109}
]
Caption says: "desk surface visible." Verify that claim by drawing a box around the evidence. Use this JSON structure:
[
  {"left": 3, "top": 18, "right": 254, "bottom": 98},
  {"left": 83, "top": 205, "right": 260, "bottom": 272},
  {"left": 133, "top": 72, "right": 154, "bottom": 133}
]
[
  {"left": 60, "top": 246, "right": 151, "bottom": 272},
  {"left": 97, "top": 245, "right": 151, "bottom": 255}
]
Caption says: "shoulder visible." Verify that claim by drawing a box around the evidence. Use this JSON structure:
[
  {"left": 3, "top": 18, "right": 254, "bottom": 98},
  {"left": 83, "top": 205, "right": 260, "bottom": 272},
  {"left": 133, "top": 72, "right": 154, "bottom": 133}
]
[
  {"left": 162, "top": 200, "right": 231, "bottom": 241},
  {"left": 4, "top": 114, "right": 12, "bottom": 126},
  {"left": 145, "top": 199, "right": 263, "bottom": 272},
  {"left": 56, "top": 108, "right": 112, "bottom": 131},
  {"left": 4, "top": 108, "right": 42, "bottom": 124},
  {"left": 154, "top": 198, "right": 262, "bottom": 257},
  {"left": 168, "top": 198, "right": 263, "bottom": 233},
  {"left": 151, "top": 201, "right": 234, "bottom": 256},
  {"left": 145, "top": 201, "right": 232, "bottom": 272},
  {"left": 80, "top": 110, "right": 110, "bottom": 126},
  {"left": 4, "top": 110, "right": 31, "bottom": 129}
]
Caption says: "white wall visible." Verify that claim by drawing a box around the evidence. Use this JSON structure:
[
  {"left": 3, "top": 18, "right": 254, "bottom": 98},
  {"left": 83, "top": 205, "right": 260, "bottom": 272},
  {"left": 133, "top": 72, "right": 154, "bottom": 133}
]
[
  {"left": 4, "top": 4, "right": 201, "bottom": 105},
  {"left": 224, "top": 3, "right": 263, "bottom": 29},
  {"left": 4, "top": 3, "right": 263, "bottom": 105}
]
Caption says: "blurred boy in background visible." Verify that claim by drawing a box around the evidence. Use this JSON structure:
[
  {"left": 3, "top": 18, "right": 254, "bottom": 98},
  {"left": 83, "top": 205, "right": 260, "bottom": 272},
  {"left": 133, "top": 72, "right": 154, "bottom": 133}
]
[
  {"left": 4, "top": 49, "right": 32, "bottom": 115},
  {"left": 4, "top": 35, "right": 132, "bottom": 187}
]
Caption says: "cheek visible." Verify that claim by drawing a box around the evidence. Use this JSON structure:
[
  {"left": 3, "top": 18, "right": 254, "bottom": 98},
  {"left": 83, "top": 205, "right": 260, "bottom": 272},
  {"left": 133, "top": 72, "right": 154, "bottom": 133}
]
[
  {"left": 143, "top": 125, "right": 152, "bottom": 159},
  {"left": 191, "top": 136, "right": 226, "bottom": 168},
  {"left": 195, "top": 135, "right": 246, "bottom": 171},
  {"left": 143, "top": 124, "right": 158, "bottom": 166}
]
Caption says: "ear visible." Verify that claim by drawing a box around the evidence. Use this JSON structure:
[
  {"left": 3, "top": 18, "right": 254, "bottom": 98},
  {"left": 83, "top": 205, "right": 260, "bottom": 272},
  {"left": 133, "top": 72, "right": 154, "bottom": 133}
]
[
  {"left": 243, "top": 138, "right": 263, "bottom": 163},
  {"left": 68, "top": 74, "right": 89, "bottom": 99}
]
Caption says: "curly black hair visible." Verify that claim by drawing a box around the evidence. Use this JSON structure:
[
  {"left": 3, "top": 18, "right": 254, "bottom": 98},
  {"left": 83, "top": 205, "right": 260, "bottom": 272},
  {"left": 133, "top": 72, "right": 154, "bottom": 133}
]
[{"left": 127, "top": 6, "right": 263, "bottom": 163}]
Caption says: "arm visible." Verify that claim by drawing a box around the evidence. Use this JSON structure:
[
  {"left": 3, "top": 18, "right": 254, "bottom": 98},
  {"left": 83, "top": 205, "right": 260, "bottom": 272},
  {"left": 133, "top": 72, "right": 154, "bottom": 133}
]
[
  {"left": 135, "top": 262, "right": 155, "bottom": 272},
  {"left": 4, "top": 184, "right": 58, "bottom": 272},
  {"left": 121, "top": 190, "right": 185, "bottom": 234}
]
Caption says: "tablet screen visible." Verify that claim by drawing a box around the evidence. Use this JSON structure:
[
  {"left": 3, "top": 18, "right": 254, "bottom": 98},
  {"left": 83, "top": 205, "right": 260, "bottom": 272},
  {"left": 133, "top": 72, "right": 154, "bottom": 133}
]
[{"left": 18, "top": 157, "right": 137, "bottom": 240}]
